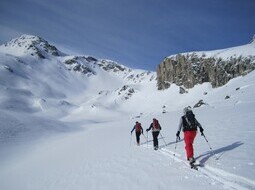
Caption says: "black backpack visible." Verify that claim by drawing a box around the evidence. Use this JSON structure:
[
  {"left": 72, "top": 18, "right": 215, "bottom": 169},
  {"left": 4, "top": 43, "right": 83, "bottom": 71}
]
[{"left": 182, "top": 110, "right": 197, "bottom": 131}]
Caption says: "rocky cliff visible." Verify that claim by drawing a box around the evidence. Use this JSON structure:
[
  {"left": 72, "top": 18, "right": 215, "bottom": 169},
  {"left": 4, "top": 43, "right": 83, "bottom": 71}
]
[{"left": 157, "top": 37, "right": 255, "bottom": 90}]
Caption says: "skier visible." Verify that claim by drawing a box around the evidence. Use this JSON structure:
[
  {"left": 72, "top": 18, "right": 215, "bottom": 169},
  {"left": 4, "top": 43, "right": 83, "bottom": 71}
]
[
  {"left": 176, "top": 106, "right": 204, "bottom": 167},
  {"left": 131, "top": 121, "right": 143, "bottom": 146},
  {"left": 146, "top": 118, "right": 161, "bottom": 150}
]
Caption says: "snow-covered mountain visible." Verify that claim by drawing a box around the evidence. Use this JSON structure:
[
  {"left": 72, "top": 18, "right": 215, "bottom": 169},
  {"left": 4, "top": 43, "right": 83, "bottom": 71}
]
[
  {"left": 0, "top": 35, "right": 255, "bottom": 190},
  {"left": 0, "top": 35, "right": 156, "bottom": 118}
]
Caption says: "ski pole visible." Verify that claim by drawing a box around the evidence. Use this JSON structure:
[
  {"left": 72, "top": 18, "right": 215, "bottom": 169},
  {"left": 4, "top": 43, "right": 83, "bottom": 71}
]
[
  {"left": 172, "top": 137, "right": 179, "bottom": 162},
  {"left": 201, "top": 133, "right": 218, "bottom": 160},
  {"left": 130, "top": 133, "right": 132, "bottom": 147},
  {"left": 142, "top": 133, "right": 147, "bottom": 144},
  {"left": 146, "top": 132, "right": 148, "bottom": 149},
  {"left": 159, "top": 132, "right": 167, "bottom": 147}
]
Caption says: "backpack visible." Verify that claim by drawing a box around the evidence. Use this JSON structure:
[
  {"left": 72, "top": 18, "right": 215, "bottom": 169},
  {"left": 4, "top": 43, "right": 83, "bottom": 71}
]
[
  {"left": 152, "top": 119, "right": 160, "bottom": 131},
  {"left": 135, "top": 122, "right": 142, "bottom": 132},
  {"left": 183, "top": 110, "right": 197, "bottom": 131}
]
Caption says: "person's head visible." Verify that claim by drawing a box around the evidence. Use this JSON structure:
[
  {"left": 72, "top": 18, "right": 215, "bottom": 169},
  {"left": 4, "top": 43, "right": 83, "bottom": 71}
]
[
  {"left": 183, "top": 106, "right": 191, "bottom": 115},
  {"left": 136, "top": 121, "right": 139, "bottom": 124}
]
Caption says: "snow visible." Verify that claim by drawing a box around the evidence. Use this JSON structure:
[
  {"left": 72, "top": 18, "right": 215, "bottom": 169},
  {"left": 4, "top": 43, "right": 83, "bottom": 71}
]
[
  {"left": 0, "top": 35, "right": 255, "bottom": 190},
  {"left": 168, "top": 39, "right": 255, "bottom": 61}
]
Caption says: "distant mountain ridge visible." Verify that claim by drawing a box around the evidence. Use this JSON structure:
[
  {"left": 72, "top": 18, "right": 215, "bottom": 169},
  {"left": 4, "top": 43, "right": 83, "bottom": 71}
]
[
  {"left": 4, "top": 34, "right": 254, "bottom": 92},
  {"left": 0, "top": 34, "right": 156, "bottom": 115},
  {"left": 62, "top": 55, "right": 155, "bottom": 82},
  {"left": 0, "top": 34, "right": 155, "bottom": 83},
  {"left": 157, "top": 35, "right": 255, "bottom": 90}
]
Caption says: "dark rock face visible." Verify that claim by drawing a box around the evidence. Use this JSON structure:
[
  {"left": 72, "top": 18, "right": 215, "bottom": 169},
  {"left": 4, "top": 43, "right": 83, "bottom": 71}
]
[
  {"left": 157, "top": 53, "right": 255, "bottom": 90},
  {"left": 193, "top": 100, "right": 207, "bottom": 108},
  {"left": 4, "top": 35, "right": 61, "bottom": 58},
  {"left": 97, "top": 60, "right": 126, "bottom": 72},
  {"left": 117, "top": 85, "right": 135, "bottom": 100},
  {"left": 179, "top": 86, "right": 187, "bottom": 94},
  {"left": 64, "top": 56, "right": 96, "bottom": 76}
]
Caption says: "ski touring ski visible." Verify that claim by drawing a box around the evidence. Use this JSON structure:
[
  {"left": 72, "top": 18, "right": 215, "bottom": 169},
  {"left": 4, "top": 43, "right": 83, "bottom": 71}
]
[
  {"left": 190, "top": 163, "right": 199, "bottom": 170},
  {"left": 188, "top": 159, "right": 202, "bottom": 170}
]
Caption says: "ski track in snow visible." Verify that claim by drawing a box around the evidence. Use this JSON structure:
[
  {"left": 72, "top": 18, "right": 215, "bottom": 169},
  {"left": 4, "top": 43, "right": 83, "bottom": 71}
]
[{"left": 142, "top": 144, "right": 255, "bottom": 190}]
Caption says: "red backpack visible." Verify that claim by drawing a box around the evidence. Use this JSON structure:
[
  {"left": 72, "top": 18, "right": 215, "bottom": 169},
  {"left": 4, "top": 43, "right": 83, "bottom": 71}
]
[
  {"left": 135, "top": 122, "right": 142, "bottom": 132},
  {"left": 153, "top": 119, "right": 159, "bottom": 129}
]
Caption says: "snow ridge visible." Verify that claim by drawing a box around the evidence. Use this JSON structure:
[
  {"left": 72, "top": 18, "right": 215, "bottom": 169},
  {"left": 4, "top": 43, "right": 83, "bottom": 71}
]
[
  {"left": 168, "top": 36, "right": 255, "bottom": 60},
  {"left": 0, "top": 34, "right": 64, "bottom": 58}
]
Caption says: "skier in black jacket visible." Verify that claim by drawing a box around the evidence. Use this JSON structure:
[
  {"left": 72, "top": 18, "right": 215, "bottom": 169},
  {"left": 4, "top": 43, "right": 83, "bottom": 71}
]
[
  {"left": 176, "top": 107, "right": 204, "bottom": 166},
  {"left": 131, "top": 122, "right": 143, "bottom": 145},
  {"left": 146, "top": 118, "right": 161, "bottom": 150}
]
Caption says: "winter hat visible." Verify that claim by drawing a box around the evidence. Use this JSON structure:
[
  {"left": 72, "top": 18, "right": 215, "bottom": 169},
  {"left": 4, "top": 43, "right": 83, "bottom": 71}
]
[{"left": 183, "top": 106, "right": 191, "bottom": 114}]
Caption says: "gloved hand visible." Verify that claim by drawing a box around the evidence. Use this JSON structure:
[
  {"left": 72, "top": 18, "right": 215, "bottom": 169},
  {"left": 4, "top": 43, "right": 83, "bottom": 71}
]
[
  {"left": 199, "top": 127, "right": 204, "bottom": 135},
  {"left": 146, "top": 129, "right": 149, "bottom": 132},
  {"left": 176, "top": 131, "right": 180, "bottom": 141}
]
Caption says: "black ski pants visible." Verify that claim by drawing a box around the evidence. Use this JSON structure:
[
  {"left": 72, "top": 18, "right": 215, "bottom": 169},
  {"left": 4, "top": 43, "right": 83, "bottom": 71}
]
[
  {"left": 136, "top": 132, "right": 141, "bottom": 144},
  {"left": 152, "top": 131, "right": 160, "bottom": 149}
]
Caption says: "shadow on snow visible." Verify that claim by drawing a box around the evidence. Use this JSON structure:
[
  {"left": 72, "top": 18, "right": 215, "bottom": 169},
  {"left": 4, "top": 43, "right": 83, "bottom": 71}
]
[{"left": 196, "top": 141, "right": 244, "bottom": 166}]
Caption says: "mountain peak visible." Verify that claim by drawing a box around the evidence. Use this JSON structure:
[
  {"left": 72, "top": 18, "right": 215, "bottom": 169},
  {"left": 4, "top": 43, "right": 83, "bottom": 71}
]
[{"left": 2, "top": 34, "right": 62, "bottom": 58}]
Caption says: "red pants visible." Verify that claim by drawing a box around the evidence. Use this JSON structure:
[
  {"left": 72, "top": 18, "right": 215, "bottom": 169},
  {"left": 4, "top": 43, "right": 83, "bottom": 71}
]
[{"left": 184, "top": 131, "right": 197, "bottom": 160}]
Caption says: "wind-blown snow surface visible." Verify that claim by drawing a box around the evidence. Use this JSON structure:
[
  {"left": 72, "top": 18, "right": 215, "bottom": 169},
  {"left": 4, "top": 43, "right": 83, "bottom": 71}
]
[
  {"left": 168, "top": 37, "right": 255, "bottom": 60},
  {"left": 1, "top": 35, "right": 255, "bottom": 190}
]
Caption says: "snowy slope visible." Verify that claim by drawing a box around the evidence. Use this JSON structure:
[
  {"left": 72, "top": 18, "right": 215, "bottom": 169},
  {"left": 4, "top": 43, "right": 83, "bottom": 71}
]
[
  {"left": 0, "top": 35, "right": 255, "bottom": 190},
  {"left": 168, "top": 36, "right": 255, "bottom": 60},
  {"left": 0, "top": 35, "right": 156, "bottom": 122}
]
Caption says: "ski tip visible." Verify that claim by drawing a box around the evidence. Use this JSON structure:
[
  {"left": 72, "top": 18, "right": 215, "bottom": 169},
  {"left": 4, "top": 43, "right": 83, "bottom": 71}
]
[
  {"left": 191, "top": 166, "right": 198, "bottom": 170},
  {"left": 190, "top": 164, "right": 199, "bottom": 170}
]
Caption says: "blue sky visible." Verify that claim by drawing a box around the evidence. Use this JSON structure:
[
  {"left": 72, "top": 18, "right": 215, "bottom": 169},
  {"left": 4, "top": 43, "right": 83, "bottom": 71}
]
[{"left": 0, "top": 0, "right": 255, "bottom": 71}]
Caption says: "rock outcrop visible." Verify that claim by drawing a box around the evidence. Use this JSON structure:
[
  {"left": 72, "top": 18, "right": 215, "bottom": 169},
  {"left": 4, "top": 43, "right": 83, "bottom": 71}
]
[
  {"left": 157, "top": 38, "right": 255, "bottom": 90},
  {"left": 2, "top": 34, "right": 62, "bottom": 58}
]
